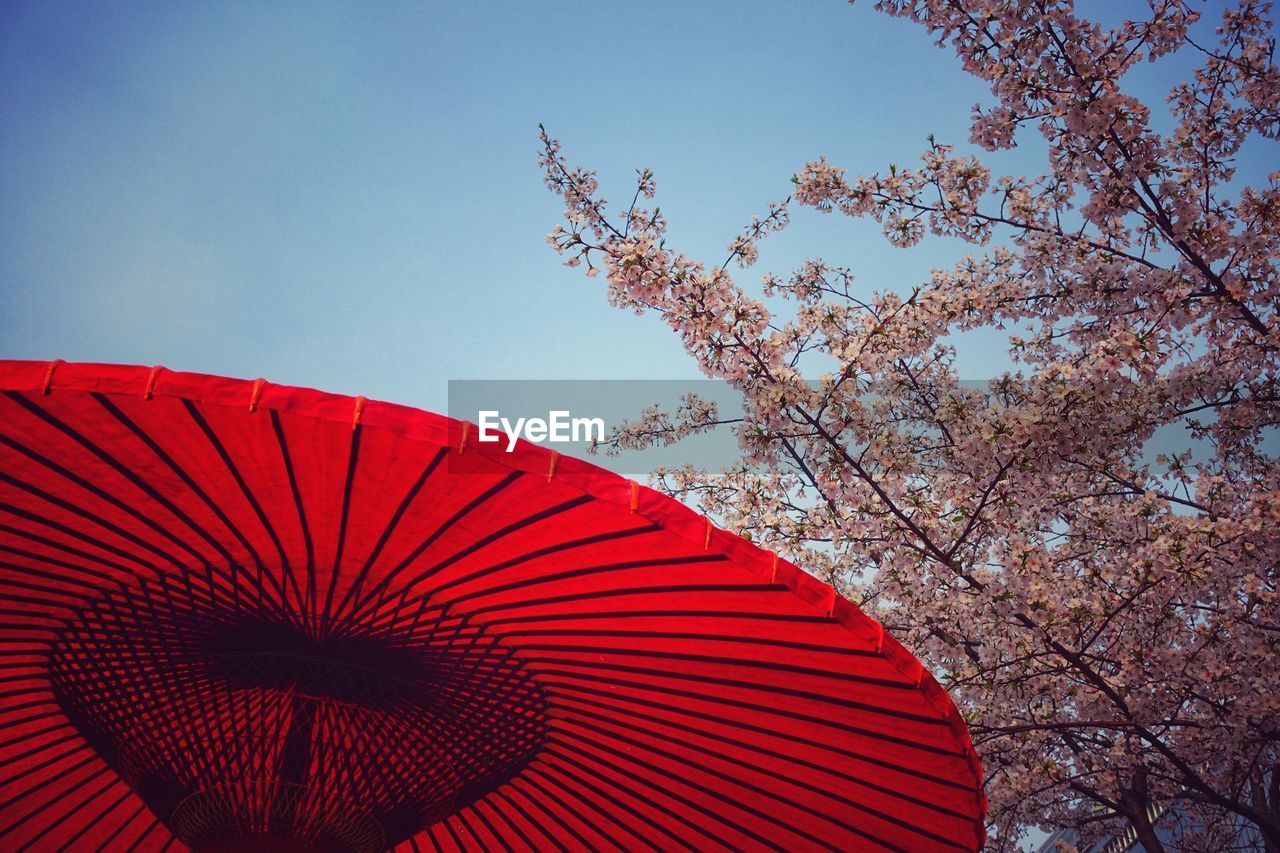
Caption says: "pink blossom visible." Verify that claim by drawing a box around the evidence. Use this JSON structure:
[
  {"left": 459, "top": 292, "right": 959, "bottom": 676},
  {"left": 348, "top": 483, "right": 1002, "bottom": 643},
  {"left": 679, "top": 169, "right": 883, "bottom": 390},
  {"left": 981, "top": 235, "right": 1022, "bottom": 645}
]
[{"left": 539, "top": 2, "right": 1280, "bottom": 847}]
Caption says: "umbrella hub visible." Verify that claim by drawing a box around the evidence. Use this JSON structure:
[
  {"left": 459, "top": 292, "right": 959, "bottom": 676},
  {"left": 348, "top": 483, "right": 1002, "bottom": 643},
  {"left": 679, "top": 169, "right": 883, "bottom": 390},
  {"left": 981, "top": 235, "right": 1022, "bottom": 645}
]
[{"left": 47, "top": 567, "right": 551, "bottom": 851}]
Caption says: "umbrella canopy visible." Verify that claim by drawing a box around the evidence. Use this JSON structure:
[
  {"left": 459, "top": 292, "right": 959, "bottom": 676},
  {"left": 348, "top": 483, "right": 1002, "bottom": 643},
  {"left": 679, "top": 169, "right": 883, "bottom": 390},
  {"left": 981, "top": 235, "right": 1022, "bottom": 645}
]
[{"left": 0, "top": 360, "right": 986, "bottom": 852}]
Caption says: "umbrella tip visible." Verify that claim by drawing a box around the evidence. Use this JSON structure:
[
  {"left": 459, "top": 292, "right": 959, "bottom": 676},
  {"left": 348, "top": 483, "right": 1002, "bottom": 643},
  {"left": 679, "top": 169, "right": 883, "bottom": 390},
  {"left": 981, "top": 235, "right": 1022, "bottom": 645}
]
[
  {"left": 144, "top": 365, "right": 166, "bottom": 400},
  {"left": 41, "top": 359, "right": 64, "bottom": 395},
  {"left": 248, "top": 378, "right": 267, "bottom": 413}
]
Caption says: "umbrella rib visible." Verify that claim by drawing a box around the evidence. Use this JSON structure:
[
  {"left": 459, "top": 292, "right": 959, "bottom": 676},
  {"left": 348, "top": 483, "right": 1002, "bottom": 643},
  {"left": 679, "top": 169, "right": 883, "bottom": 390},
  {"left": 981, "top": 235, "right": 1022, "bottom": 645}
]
[
  {"left": 366, "top": 521, "right": 674, "bottom": 633},
  {"left": 321, "top": 418, "right": 364, "bottom": 633},
  {"left": 450, "top": 802, "right": 513, "bottom": 853},
  {"left": 0, "top": 471, "right": 186, "bottom": 570},
  {"left": 465, "top": 582, "right": 785, "bottom": 618},
  {"left": 0, "top": 697, "right": 60, "bottom": 718},
  {"left": 412, "top": 494, "right": 598, "bottom": 593},
  {"left": 486, "top": 787, "right": 570, "bottom": 853},
  {"left": 558, "top": 702, "right": 973, "bottom": 848},
  {"left": 0, "top": 683, "right": 55, "bottom": 704},
  {"left": 438, "top": 815, "right": 469, "bottom": 851},
  {"left": 6, "top": 762, "right": 114, "bottom": 849},
  {"left": 469, "top": 796, "right": 537, "bottom": 852},
  {"left": 267, "top": 410, "right": 318, "bottom": 634},
  {"left": 540, "top": 653, "right": 931, "bottom": 722},
  {"left": 512, "top": 768, "right": 627, "bottom": 850},
  {"left": 0, "top": 724, "right": 78, "bottom": 754},
  {"left": 537, "top": 667, "right": 958, "bottom": 753},
  {"left": 444, "top": 553, "right": 730, "bottom": 609},
  {"left": 519, "top": 764, "right": 653, "bottom": 853},
  {"left": 486, "top": 783, "right": 573, "bottom": 850},
  {"left": 5, "top": 392, "right": 236, "bottom": 568},
  {"left": 121, "top": 812, "right": 168, "bottom": 853},
  {"left": 91, "top": 798, "right": 150, "bottom": 853},
  {"left": 0, "top": 595, "right": 78, "bottom": 622},
  {"left": 361, "top": 590, "right": 449, "bottom": 642},
  {"left": 555, "top": 685, "right": 977, "bottom": 818},
  {"left": 53, "top": 785, "right": 135, "bottom": 852},
  {"left": 96, "top": 395, "right": 272, "bottom": 578},
  {"left": 0, "top": 543, "right": 129, "bottom": 595},
  {"left": 0, "top": 668, "right": 56, "bottom": 685},
  {"left": 0, "top": 573, "right": 98, "bottom": 609},
  {"left": 330, "top": 446, "right": 448, "bottom": 620},
  {"left": 58, "top": 578, "right": 238, "bottom": 784},
  {"left": 519, "top": 643, "right": 915, "bottom": 691},
  {"left": 346, "top": 471, "right": 525, "bottom": 623},
  {"left": 0, "top": 747, "right": 98, "bottom": 818},
  {"left": 482, "top": 607, "right": 831, "bottom": 629},
  {"left": 0, "top": 431, "right": 209, "bottom": 569},
  {"left": 23, "top": 389, "right": 235, "bottom": 568},
  {"left": 182, "top": 400, "right": 302, "bottom": 616},
  {"left": 0, "top": 502, "right": 166, "bottom": 581},
  {"left": 524, "top": 760, "right": 679, "bottom": 852},
  {"left": 570, "top": 712, "right": 921, "bottom": 850},
  {"left": 499, "top": 626, "right": 880, "bottom": 659},
  {"left": 541, "top": 738, "right": 770, "bottom": 851},
  {"left": 550, "top": 728, "right": 865, "bottom": 853},
  {"left": 458, "top": 812, "right": 502, "bottom": 852},
  {"left": 536, "top": 752, "right": 726, "bottom": 849}
]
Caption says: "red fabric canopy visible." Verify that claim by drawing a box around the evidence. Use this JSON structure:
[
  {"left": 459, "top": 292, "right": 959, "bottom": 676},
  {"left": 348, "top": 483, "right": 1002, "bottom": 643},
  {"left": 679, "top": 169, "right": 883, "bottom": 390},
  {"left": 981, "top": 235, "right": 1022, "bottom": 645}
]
[{"left": 0, "top": 360, "right": 986, "bottom": 851}]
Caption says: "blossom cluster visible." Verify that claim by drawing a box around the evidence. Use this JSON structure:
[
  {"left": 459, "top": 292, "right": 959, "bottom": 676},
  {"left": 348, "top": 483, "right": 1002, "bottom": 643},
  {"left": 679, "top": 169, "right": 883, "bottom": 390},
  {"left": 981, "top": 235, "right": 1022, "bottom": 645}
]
[{"left": 540, "top": 1, "right": 1280, "bottom": 848}]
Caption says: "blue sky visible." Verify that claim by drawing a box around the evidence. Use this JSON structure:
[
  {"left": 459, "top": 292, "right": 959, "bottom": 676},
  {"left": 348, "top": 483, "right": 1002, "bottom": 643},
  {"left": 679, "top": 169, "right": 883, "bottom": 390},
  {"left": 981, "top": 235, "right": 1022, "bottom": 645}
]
[{"left": 1, "top": 0, "right": 1271, "bottom": 412}]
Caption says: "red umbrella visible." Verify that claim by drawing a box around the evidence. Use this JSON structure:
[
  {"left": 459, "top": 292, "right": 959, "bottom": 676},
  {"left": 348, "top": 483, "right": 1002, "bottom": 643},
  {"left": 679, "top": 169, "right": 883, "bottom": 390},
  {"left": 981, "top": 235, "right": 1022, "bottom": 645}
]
[{"left": 0, "top": 360, "right": 986, "bottom": 851}]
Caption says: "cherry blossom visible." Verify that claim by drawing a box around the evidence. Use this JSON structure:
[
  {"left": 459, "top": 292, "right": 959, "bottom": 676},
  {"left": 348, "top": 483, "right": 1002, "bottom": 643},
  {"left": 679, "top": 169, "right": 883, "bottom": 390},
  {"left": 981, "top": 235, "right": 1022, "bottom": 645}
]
[{"left": 540, "top": 2, "right": 1280, "bottom": 849}]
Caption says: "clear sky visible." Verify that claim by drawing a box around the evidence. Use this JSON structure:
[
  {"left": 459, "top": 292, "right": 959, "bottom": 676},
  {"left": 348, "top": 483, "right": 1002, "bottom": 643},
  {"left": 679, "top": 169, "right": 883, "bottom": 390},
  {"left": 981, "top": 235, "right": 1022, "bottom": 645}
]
[{"left": 1, "top": 0, "right": 1271, "bottom": 413}]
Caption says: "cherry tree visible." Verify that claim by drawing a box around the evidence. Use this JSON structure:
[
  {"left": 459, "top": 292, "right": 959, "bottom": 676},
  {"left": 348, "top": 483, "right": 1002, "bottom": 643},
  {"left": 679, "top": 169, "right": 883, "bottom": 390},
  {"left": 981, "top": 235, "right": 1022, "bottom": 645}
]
[{"left": 540, "top": 0, "right": 1279, "bottom": 849}]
